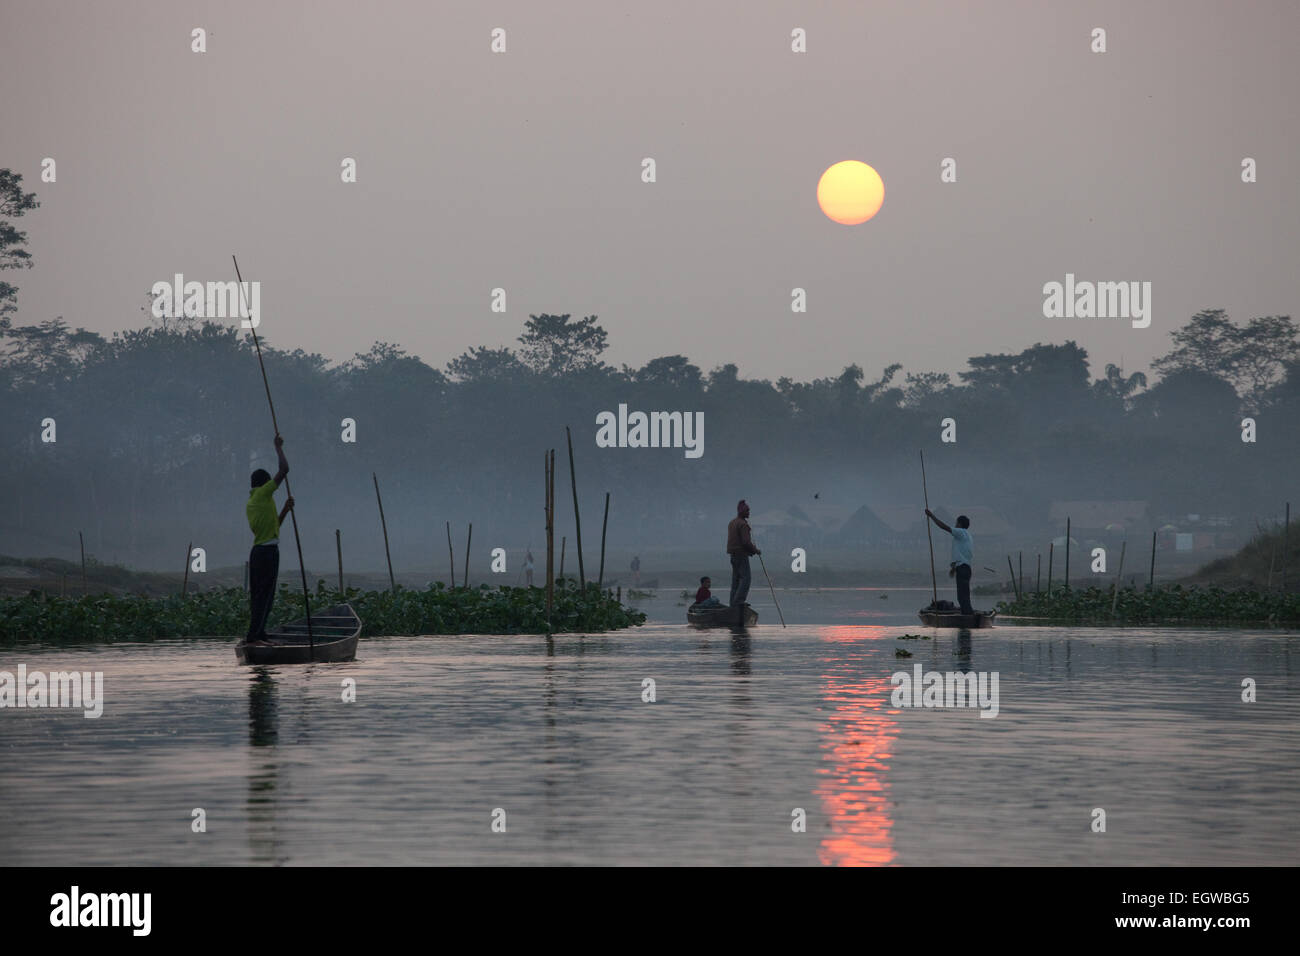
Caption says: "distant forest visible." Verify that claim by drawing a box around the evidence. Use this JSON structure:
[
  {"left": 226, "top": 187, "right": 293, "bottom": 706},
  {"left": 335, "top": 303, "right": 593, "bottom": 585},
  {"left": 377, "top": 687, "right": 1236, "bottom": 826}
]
[
  {"left": 2, "top": 170, "right": 1297, "bottom": 573},
  {"left": 2, "top": 306, "right": 1297, "bottom": 572}
]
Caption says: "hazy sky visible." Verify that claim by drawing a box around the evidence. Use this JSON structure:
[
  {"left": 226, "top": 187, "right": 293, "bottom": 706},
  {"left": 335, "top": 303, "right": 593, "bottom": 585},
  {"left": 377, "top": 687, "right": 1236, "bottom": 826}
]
[{"left": 4, "top": 0, "right": 1297, "bottom": 383}]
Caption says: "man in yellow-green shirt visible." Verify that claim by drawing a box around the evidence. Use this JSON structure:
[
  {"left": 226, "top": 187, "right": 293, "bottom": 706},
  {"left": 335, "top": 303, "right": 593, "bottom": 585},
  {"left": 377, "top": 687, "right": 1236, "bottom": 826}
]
[{"left": 244, "top": 435, "right": 294, "bottom": 646}]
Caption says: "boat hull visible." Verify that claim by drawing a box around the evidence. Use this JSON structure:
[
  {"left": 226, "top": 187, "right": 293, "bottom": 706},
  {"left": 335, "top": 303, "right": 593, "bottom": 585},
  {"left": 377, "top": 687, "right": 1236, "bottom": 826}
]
[
  {"left": 917, "top": 609, "right": 996, "bottom": 629},
  {"left": 236, "top": 603, "right": 361, "bottom": 664},
  {"left": 687, "top": 603, "right": 758, "bottom": 627}
]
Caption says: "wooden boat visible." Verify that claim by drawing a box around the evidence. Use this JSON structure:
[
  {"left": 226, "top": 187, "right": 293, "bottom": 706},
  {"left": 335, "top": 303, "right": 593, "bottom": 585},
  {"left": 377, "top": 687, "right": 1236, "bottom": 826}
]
[
  {"left": 687, "top": 603, "right": 758, "bottom": 627},
  {"left": 236, "top": 603, "right": 361, "bottom": 664},
  {"left": 917, "top": 602, "right": 996, "bottom": 629}
]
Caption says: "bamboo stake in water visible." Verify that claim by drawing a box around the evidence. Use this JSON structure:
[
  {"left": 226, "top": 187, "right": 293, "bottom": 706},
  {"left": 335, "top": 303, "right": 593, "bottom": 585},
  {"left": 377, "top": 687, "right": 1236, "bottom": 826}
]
[
  {"left": 1149, "top": 530, "right": 1157, "bottom": 590},
  {"left": 565, "top": 426, "right": 586, "bottom": 589},
  {"left": 1047, "top": 542, "right": 1054, "bottom": 593},
  {"left": 446, "top": 521, "right": 454, "bottom": 588},
  {"left": 1037, "top": 553, "right": 1042, "bottom": 593},
  {"left": 1111, "top": 540, "right": 1127, "bottom": 616},
  {"left": 545, "top": 450, "right": 555, "bottom": 632},
  {"left": 79, "top": 531, "right": 87, "bottom": 594},
  {"left": 559, "top": 535, "right": 566, "bottom": 583},
  {"left": 1283, "top": 502, "right": 1290, "bottom": 592},
  {"left": 233, "top": 255, "right": 313, "bottom": 651},
  {"left": 598, "top": 492, "right": 610, "bottom": 590},
  {"left": 336, "top": 529, "right": 343, "bottom": 592},
  {"left": 181, "top": 541, "right": 192, "bottom": 597},
  {"left": 919, "top": 450, "right": 937, "bottom": 606},
  {"left": 373, "top": 473, "right": 395, "bottom": 593},
  {"left": 464, "top": 523, "right": 472, "bottom": 589},
  {"left": 1064, "top": 517, "right": 1071, "bottom": 592}
]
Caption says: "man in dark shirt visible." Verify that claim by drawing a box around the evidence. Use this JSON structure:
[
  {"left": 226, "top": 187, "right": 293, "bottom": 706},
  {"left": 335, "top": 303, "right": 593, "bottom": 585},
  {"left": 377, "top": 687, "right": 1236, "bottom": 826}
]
[{"left": 726, "top": 500, "right": 761, "bottom": 607}]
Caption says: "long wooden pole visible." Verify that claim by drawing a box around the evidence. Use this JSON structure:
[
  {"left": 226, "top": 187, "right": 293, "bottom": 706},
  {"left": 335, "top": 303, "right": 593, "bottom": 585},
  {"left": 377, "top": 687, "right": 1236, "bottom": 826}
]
[
  {"left": 464, "top": 523, "right": 472, "bottom": 589},
  {"left": 545, "top": 450, "right": 555, "bottom": 631},
  {"left": 446, "top": 521, "right": 455, "bottom": 588},
  {"left": 559, "top": 535, "right": 566, "bottom": 582},
  {"left": 1111, "top": 540, "right": 1127, "bottom": 616},
  {"left": 1064, "top": 518, "right": 1071, "bottom": 592},
  {"left": 1283, "top": 502, "right": 1290, "bottom": 592},
  {"left": 336, "top": 529, "right": 343, "bottom": 592},
  {"left": 757, "top": 552, "right": 786, "bottom": 627},
  {"left": 598, "top": 492, "right": 610, "bottom": 590},
  {"left": 181, "top": 540, "right": 192, "bottom": 597},
  {"left": 919, "top": 450, "right": 937, "bottom": 606},
  {"left": 373, "top": 472, "right": 395, "bottom": 593},
  {"left": 1149, "top": 530, "right": 1157, "bottom": 590},
  {"left": 233, "top": 256, "right": 313, "bottom": 651},
  {"left": 1007, "top": 555, "right": 1020, "bottom": 601},
  {"left": 565, "top": 426, "right": 586, "bottom": 588},
  {"left": 1047, "top": 542, "right": 1054, "bottom": 592},
  {"left": 79, "top": 531, "right": 87, "bottom": 594}
]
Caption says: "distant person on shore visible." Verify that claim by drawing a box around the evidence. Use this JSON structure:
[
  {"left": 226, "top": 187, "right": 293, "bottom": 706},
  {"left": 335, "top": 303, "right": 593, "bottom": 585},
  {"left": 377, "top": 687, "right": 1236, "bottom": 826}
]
[
  {"left": 726, "top": 500, "right": 761, "bottom": 607},
  {"left": 693, "top": 576, "right": 722, "bottom": 608},
  {"left": 631, "top": 555, "right": 641, "bottom": 587},
  {"left": 925, "top": 509, "right": 973, "bottom": 615},
  {"left": 244, "top": 435, "right": 294, "bottom": 646},
  {"left": 523, "top": 548, "right": 535, "bottom": 587}
]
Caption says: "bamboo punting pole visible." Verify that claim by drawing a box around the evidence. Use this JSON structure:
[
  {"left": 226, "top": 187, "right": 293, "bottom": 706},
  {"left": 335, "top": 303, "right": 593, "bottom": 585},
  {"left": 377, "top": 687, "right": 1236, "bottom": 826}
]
[
  {"left": 446, "top": 521, "right": 455, "bottom": 588},
  {"left": 336, "top": 529, "right": 343, "bottom": 592},
  {"left": 1047, "top": 542, "right": 1054, "bottom": 592},
  {"left": 598, "top": 492, "right": 610, "bottom": 590},
  {"left": 464, "top": 523, "right": 472, "bottom": 589},
  {"left": 1007, "top": 555, "right": 1020, "bottom": 601},
  {"left": 373, "top": 473, "right": 395, "bottom": 592},
  {"left": 233, "top": 255, "right": 313, "bottom": 650},
  {"left": 181, "top": 540, "right": 192, "bottom": 597},
  {"left": 565, "top": 426, "right": 586, "bottom": 588},
  {"left": 79, "top": 531, "right": 87, "bottom": 594},
  {"left": 559, "top": 535, "right": 566, "bottom": 582},
  {"left": 919, "top": 450, "right": 937, "bottom": 606},
  {"left": 1111, "top": 540, "right": 1127, "bottom": 616},
  {"left": 1149, "top": 530, "right": 1157, "bottom": 590},
  {"left": 1063, "top": 518, "right": 1071, "bottom": 592},
  {"left": 545, "top": 450, "right": 555, "bottom": 632}
]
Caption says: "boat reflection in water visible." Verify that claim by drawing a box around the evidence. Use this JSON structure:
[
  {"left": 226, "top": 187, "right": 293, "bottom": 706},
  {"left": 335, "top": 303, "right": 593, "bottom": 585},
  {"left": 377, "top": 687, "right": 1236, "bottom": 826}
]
[{"left": 814, "top": 626, "right": 899, "bottom": 866}]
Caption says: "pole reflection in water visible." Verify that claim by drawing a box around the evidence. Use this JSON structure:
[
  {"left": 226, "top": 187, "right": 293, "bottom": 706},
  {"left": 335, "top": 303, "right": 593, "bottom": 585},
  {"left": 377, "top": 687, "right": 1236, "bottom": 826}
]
[
  {"left": 247, "top": 667, "right": 284, "bottom": 865},
  {"left": 814, "top": 626, "right": 898, "bottom": 866}
]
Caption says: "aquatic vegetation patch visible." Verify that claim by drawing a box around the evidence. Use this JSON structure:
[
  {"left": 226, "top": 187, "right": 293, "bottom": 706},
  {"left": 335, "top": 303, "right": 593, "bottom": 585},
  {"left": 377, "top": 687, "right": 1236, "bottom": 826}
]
[
  {"left": 997, "top": 585, "right": 1300, "bottom": 626},
  {"left": 0, "top": 580, "right": 646, "bottom": 645}
]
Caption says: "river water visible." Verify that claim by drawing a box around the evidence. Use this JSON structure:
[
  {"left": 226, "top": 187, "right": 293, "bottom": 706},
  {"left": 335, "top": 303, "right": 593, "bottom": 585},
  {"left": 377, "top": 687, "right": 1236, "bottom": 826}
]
[{"left": 2, "top": 588, "right": 1296, "bottom": 865}]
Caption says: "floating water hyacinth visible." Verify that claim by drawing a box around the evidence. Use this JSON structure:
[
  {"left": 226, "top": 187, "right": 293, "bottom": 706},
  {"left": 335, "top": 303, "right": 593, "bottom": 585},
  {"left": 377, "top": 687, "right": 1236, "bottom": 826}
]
[
  {"left": 0, "top": 580, "right": 645, "bottom": 645},
  {"left": 997, "top": 585, "right": 1300, "bottom": 626}
]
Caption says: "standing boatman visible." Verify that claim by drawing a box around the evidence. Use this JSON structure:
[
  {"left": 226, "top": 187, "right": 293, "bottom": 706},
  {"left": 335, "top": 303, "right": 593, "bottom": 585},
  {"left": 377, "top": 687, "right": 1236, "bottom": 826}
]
[
  {"left": 244, "top": 435, "right": 294, "bottom": 647},
  {"left": 925, "top": 509, "right": 974, "bottom": 616},
  {"left": 726, "top": 499, "right": 761, "bottom": 607}
]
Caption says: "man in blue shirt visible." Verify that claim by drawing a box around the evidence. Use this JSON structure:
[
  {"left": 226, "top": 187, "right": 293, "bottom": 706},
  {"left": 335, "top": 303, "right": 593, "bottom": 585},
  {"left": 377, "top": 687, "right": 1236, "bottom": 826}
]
[{"left": 925, "top": 509, "right": 974, "bottom": 615}]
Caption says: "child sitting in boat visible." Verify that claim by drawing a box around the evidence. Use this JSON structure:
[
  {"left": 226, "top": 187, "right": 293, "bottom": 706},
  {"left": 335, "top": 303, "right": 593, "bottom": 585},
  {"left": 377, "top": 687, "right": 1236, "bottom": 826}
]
[{"left": 693, "top": 576, "right": 723, "bottom": 608}]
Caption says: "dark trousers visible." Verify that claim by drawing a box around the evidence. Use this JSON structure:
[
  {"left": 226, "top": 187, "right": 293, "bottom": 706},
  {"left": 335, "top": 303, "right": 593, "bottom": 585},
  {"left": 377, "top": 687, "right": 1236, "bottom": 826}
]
[
  {"left": 955, "top": 563, "right": 973, "bottom": 615},
  {"left": 729, "top": 553, "right": 752, "bottom": 606},
  {"left": 247, "top": 543, "right": 280, "bottom": 640}
]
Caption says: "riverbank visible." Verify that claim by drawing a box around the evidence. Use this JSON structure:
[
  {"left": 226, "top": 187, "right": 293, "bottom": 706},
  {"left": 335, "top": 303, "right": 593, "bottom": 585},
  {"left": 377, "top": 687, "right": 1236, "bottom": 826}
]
[
  {"left": 996, "top": 584, "right": 1300, "bottom": 626},
  {"left": 0, "top": 581, "right": 646, "bottom": 644}
]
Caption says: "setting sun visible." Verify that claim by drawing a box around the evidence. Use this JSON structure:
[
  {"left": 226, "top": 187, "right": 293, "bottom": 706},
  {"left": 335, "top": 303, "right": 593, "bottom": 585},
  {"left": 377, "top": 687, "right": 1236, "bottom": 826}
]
[{"left": 817, "top": 161, "right": 885, "bottom": 225}]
